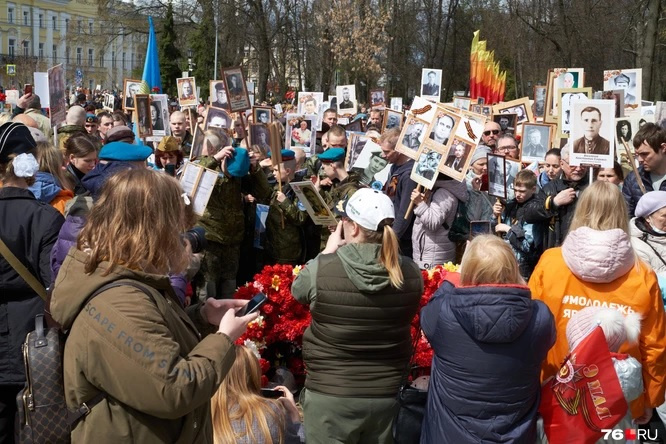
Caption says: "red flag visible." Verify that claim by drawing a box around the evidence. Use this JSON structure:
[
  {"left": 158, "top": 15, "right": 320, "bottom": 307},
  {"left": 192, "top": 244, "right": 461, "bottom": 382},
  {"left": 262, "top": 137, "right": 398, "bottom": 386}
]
[{"left": 539, "top": 327, "right": 628, "bottom": 444}]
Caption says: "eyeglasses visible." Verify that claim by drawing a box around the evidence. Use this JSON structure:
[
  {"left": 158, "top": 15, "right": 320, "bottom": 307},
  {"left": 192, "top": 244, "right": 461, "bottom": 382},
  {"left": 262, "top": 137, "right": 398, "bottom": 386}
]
[
  {"left": 498, "top": 145, "right": 517, "bottom": 151},
  {"left": 483, "top": 130, "right": 500, "bottom": 136}
]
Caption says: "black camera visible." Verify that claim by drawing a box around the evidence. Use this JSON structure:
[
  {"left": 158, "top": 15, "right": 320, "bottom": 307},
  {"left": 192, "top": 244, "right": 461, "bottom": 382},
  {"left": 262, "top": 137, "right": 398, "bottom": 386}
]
[{"left": 181, "top": 227, "right": 207, "bottom": 254}]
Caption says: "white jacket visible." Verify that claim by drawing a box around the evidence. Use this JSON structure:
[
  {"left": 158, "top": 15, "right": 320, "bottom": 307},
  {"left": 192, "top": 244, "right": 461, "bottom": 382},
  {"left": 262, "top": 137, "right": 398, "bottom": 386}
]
[{"left": 630, "top": 217, "right": 666, "bottom": 274}]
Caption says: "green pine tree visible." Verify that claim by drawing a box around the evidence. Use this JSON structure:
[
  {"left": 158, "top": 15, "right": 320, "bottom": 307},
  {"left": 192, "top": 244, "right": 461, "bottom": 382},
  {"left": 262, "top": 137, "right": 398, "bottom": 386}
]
[
  {"left": 159, "top": 2, "right": 182, "bottom": 97},
  {"left": 189, "top": 2, "right": 216, "bottom": 101}
]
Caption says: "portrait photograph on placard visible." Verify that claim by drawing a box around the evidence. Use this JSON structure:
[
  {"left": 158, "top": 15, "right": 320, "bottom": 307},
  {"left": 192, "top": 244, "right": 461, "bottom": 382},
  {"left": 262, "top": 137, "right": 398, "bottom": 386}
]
[
  {"left": 391, "top": 97, "right": 403, "bottom": 111},
  {"left": 441, "top": 137, "right": 474, "bottom": 181},
  {"left": 520, "top": 123, "right": 552, "bottom": 164},
  {"left": 297, "top": 92, "right": 324, "bottom": 115},
  {"left": 345, "top": 133, "right": 369, "bottom": 170},
  {"left": 411, "top": 146, "right": 443, "bottom": 189},
  {"left": 103, "top": 93, "right": 114, "bottom": 112},
  {"left": 189, "top": 124, "right": 206, "bottom": 161},
  {"left": 615, "top": 118, "right": 633, "bottom": 147},
  {"left": 123, "top": 78, "right": 141, "bottom": 111},
  {"left": 370, "top": 89, "right": 386, "bottom": 108},
  {"left": 420, "top": 68, "right": 442, "bottom": 101},
  {"left": 557, "top": 87, "right": 592, "bottom": 139},
  {"left": 487, "top": 153, "right": 507, "bottom": 199},
  {"left": 249, "top": 124, "right": 271, "bottom": 156},
  {"left": 134, "top": 95, "right": 152, "bottom": 138},
  {"left": 149, "top": 94, "right": 169, "bottom": 136},
  {"left": 569, "top": 99, "right": 615, "bottom": 168},
  {"left": 290, "top": 181, "right": 338, "bottom": 226},
  {"left": 349, "top": 139, "right": 391, "bottom": 187},
  {"left": 453, "top": 96, "right": 472, "bottom": 111},
  {"left": 209, "top": 80, "right": 229, "bottom": 110},
  {"left": 493, "top": 113, "right": 517, "bottom": 135},
  {"left": 424, "top": 108, "right": 461, "bottom": 151},
  {"left": 204, "top": 106, "right": 233, "bottom": 131},
  {"left": 336, "top": 85, "right": 357, "bottom": 115},
  {"left": 383, "top": 109, "right": 403, "bottom": 132},
  {"left": 603, "top": 69, "right": 641, "bottom": 115},
  {"left": 285, "top": 114, "right": 316, "bottom": 155},
  {"left": 343, "top": 119, "right": 364, "bottom": 133},
  {"left": 544, "top": 68, "right": 585, "bottom": 122},
  {"left": 534, "top": 85, "right": 547, "bottom": 118},
  {"left": 493, "top": 97, "right": 533, "bottom": 125},
  {"left": 222, "top": 67, "right": 251, "bottom": 112},
  {"left": 253, "top": 106, "right": 273, "bottom": 125},
  {"left": 505, "top": 158, "right": 521, "bottom": 199},
  {"left": 396, "top": 116, "right": 428, "bottom": 159},
  {"left": 176, "top": 77, "right": 197, "bottom": 108},
  {"left": 601, "top": 90, "right": 625, "bottom": 118}
]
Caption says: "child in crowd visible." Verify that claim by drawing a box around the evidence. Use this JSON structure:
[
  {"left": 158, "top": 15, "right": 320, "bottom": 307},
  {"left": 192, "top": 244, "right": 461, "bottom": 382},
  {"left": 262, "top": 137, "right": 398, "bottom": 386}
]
[
  {"left": 266, "top": 149, "right": 308, "bottom": 264},
  {"left": 493, "top": 169, "right": 543, "bottom": 279}
]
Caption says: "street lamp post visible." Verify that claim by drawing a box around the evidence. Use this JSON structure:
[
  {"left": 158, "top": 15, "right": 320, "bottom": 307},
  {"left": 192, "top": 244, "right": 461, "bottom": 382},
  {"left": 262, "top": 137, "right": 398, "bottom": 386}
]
[{"left": 187, "top": 49, "right": 194, "bottom": 76}]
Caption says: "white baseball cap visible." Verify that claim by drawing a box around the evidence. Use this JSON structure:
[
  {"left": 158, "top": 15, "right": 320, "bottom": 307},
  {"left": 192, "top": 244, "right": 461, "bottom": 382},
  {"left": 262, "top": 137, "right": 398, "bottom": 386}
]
[{"left": 336, "top": 188, "right": 395, "bottom": 231}]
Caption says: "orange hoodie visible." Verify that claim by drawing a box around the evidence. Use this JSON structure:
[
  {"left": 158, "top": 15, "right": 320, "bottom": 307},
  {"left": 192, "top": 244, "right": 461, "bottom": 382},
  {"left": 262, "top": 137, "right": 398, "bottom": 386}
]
[{"left": 529, "top": 227, "right": 666, "bottom": 419}]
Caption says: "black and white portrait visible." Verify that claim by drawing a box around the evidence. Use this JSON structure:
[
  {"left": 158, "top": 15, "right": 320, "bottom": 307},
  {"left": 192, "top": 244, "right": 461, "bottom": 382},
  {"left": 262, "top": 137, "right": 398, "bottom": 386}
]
[
  {"left": 149, "top": 94, "right": 169, "bottom": 138},
  {"left": 123, "top": 79, "right": 141, "bottom": 110},
  {"left": 420, "top": 68, "right": 442, "bottom": 99},
  {"left": 411, "top": 147, "right": 442, "bottom": 187},
  {"left": 493, "top": 113, "right": 517, "bottom": 134},
  {"left": 604, "top": 70, "right": 640, "bottom": 107},
  {"left": 205, "top": 106, "right": 233, "bottom": 131},
  {"left": 443, "top": 138, "right": 472, "bottom": 178},
  {"left": 253, "top": 106, "right": 273, "bottom": 125},
  {"left": 346, "top": 134, "right": 368, "bottom": 170},
  {"left": 520, "top": 123, "right": 551, "bottom": 163},
  {"left": 391, "top": 97, "right": 402, "bottom": 112},
  {"left": 397, "top": 117, "right": 428, "bottom": 158},
  {"left": 350, "top": 140, "right": 391, "bottom": 187},
  {"left": 429, "top": 114, "right": 455, "bottom": 146},
  {"left": 222, "top": 67, "right": 251, "bottom": 112},
  {"left": 210, "top": 81, "right": 229, "bottom": 110},
  {"left": 534, "top": 86, "right": 547, "bottom": 118},
  {"left": 370, "top": 89, "right": 385, "bottom": 107},
  {"left": 487, "top": 153, "right": 506, "bottom": 199},
  {"left": 383, "top": 109, "right": 403, "bottom": 132},
  {"left": 558, "top": 88, "right": 591, "bottom": 137},
  {"left": 177, "top": 77, "right": 197, "bottom": 108},
  {"left": 570, "top": 100, "right": 615, "bottom": 167},
  {"left": 250, "top": 124, "right": 272, "bottom": 155},
  {"left": 135, "top": 94, "right": 152, "bottom": 138},
  {"left": 336, "top": 85, "right": 357, "bottom": 114}
]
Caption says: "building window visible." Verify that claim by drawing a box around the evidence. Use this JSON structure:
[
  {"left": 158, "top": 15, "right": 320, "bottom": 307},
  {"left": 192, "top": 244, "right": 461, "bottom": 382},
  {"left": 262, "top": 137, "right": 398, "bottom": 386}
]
[
  {"left": 88, "top": 48, "right": 93, "bottom": 66},
  {"left": 52, "top": 44, "right": 57, "bottom": 61},
  {"left": 122, "top": 52, "right": 126, "bottom": 69},
  {"left": 39, "top": 14, "right": 43, "bottom": 28},
  {"left": 99, "top": 51, "right": 104, "bottom": 68},
  {"left": 8, "top": 7, "right": 14, "bottom": 24},
  {"left": 8, "top": 39, "right": 15, "bottom": 57},
  {"left": 39, "top": 43, "right": 44, "bottom": 58},
  {"left": 88, "top": 21, "right": 93, "bottom": 35},
  {"left": 76, "top": 47, "right": 81, "bottom": 65},
  {"left": 77, "top": 20, "right": 82, "bottom": 34},
  {"left": 23, "top": 40, "right": 29, "bottom": 57},
  {"left": 23, "top": 10, "right": 29, "bottom": 26}
]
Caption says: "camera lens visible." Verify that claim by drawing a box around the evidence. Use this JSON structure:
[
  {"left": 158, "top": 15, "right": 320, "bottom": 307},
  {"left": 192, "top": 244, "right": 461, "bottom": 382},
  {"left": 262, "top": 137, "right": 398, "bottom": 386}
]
[{"left": 183, "top": 227, "right": 207, "bottom": 253}]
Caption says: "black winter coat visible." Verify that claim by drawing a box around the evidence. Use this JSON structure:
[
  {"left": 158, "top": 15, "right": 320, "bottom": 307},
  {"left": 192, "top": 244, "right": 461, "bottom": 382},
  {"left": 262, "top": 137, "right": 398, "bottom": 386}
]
[
  {"left": 623, "top": 166, "right": 666, "bottom": 217},
  {"left": 0, "top": 187, "right": 64, "bottom": 385},
  {"left": 522, "top": 172, "right": 589, "bottom": 249}
]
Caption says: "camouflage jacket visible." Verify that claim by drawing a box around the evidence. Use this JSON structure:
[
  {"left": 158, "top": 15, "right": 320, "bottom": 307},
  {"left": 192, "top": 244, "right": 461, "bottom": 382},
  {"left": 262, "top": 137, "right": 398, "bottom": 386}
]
[{"left": 266, "top": 182, "right": 308, "bottom": 264}]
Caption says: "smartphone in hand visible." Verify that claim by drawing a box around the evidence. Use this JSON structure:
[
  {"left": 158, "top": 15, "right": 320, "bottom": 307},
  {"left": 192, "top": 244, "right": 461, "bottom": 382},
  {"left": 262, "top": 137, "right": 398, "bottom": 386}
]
[
  {"left": 260, "top": 388, "right": 284, "bottom": 399},
  {"left": 24, "top": 84, "right": 32, "bottom": 95},
  {"left": 235, "top": 292, "right": 267, "bottom": 317}
]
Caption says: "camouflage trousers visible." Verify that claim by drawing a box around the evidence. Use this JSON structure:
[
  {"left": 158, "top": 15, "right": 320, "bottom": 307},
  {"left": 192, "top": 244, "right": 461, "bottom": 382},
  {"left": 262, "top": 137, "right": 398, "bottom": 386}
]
[{"left": 195, "top": 241, "right": 240, "bottom": 300}]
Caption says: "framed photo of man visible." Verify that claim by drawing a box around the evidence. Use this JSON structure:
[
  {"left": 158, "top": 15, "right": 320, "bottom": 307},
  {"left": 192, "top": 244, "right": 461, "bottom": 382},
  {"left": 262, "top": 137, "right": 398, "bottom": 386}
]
[
  {"left": 453, "top": 96, "right": 472, "bottom": 111},
  {"left": 209, "top": 80, "right": 229, "bottom": 110},
  {"left": 487, "top": 153, "right": 507, "bottom": 199},
  {"left": 343, "top": 119, "right": 364, "bottom": 133},
  {"left": 390, "top": 97, "right": 403, "bottom": 112},
  {"left": 533, "top": 85, "right": 547, "bottom": 119},
  {"left": 520, "top": 123, "right": 552, "bottom": 164},
  {"left": 177, "top": 77, "right": 198, "bottom": 108},
  {"left": 370, "top": 89, "right": 386, "bottom": 108},
  {"left": 420, "top": 68, "right": 442, "bottom": 101},
  {"left": 493, "top": 113, "right": 517, "bottom": 135},
  {"left": 440, "top": 137, "right": 474, "bottom": 182},
  {"left": 544, "top": 68, "right": 585, "bottom": 123},
  {"left": 204, "top": 106, "right": 233, "bottom": 131},
  {"left": 345, "top": 133, "right": 369, "bottom": 170},
  {"left": 249, "top": 124, "right": 272, "bottom": 157},
  {"left": 383, "top": 109, "right": 403, "bottom": 133},
  {"left": 290, "top": 181, "right": 338, "bottom": 226},
  {"left": 297, "top": 92, "right": 324, "bottom": 115},
  {"left": 221, "top": 67, "right": 251, "bottom": 112},
  {"left": 423, "top": 107, "right": 461, "bottom": 153},
  {"left": 123, "top": 78, "right": 141, "bottom": 111},
  {"left": 556, "top": 87, "right": 593, "bottom": 139},
  {"left": 349, "top": 139, "right": 391, "bottom": 188},
  {"left": 336, "top": 85, "right": 357, "bottom": 115},
  {"left": 492, "top": 97, "right": 534, "bottom": 125},
  {"left": 396, "top": 116, "right": 428, "bottom": 159},
  {"left": 285, "top": 114, "right": 316, "bottom": 156},
  {"left": 103, "top": 93, "right": 114, "bottom": 112},
  {"left": 603, "top": 69, "right": 642, "bottom": 116},
  {"left": 411, "top": 146, "right": 444, "bottom": 189},
  {"left": 253, "top": 106, "right": 273, "bottom": 125},
  {"left": 188, "top": 124, "right": 206, "bottom": 161},
  {"left": 134, "top": 94, "right": 152, "bottom": 138},
  {"left": 569, "top": 99, "right": 615, "bottom": 168}
]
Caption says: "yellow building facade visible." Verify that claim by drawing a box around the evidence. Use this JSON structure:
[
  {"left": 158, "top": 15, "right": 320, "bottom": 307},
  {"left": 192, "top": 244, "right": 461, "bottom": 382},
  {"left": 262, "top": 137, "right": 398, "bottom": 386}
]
[{"left": 0, "top": 0, "right": 145, "bottom": 91}]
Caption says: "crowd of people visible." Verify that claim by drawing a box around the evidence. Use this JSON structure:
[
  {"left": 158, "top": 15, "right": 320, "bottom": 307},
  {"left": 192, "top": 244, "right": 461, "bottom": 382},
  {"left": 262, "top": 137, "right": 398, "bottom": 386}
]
[{"left": 0, "top": 80, "right": 665, "bottom": 444}]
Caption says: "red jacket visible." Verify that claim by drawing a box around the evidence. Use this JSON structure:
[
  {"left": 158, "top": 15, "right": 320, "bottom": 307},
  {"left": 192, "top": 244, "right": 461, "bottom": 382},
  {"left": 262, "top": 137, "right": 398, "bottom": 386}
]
[{"left": 529, "top": 227, "right": 666, "bottom": 418}]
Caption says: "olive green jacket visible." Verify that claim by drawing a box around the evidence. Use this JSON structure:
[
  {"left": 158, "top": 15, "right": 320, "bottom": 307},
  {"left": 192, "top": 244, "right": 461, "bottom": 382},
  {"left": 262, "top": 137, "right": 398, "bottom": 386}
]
[
  {"left": 50, "top": 249, "right": 235, "bottom": 443},
  {"left": 266, "top": 182, "right": 308, "bottom": 263}
]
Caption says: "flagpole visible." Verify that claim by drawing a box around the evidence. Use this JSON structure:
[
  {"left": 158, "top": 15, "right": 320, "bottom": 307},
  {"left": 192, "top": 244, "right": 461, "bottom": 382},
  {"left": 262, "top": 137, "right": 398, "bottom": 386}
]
[{"left": 213, "top": 0, "right": 219, "bottom": 81}]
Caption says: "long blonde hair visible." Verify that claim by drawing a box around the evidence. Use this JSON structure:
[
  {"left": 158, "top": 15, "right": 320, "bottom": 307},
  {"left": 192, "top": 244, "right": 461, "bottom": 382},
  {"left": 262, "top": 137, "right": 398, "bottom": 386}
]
[
  {"left": 569, "top": 181, "right": 630, "bottom": 235},
  {"left": 78, "top": 168, "right": 189, "bottom": 275},
  {"left": 361, "top": 221, "right": 404, "bottom": 288},
  {"left": 460, "top": 235, "right": 524, "bottom": 285},
  {"left": 211, "top": 346, "right": 285, "bottom": 444},
  {"left": 35, "top": 141, "right": 73, "bottom": 191}
]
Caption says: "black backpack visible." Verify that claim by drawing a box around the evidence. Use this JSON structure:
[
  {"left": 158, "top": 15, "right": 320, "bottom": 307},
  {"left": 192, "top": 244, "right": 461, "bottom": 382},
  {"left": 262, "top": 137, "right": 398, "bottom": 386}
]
[
  {"left": 16, "top": 281, "right": 153, "bottom": 443},
  {"left": 445, "top": 198, "right": 470, "bottom": 243}
]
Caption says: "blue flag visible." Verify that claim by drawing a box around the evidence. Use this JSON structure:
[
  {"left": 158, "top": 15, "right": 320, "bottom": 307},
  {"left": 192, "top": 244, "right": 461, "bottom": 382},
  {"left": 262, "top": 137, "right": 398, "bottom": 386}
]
[{"left": 139, "top": 17, "right": 161, "bottom": 94}]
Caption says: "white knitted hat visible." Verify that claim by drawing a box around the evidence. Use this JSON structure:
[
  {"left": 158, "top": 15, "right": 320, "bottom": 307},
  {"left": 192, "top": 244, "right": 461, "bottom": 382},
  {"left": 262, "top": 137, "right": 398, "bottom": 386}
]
[{"left": 566, "top": 307, "right": 641, "bottom": 352}]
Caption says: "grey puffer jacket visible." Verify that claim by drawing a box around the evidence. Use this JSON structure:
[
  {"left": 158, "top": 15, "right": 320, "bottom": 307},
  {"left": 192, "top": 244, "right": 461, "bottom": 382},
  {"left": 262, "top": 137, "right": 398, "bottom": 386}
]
[
  {"left": 411, "top": 179, "right": 467, "bottom": 269},
  {"left": 630, "top": 217, "right": 666, "bottom": 274}
]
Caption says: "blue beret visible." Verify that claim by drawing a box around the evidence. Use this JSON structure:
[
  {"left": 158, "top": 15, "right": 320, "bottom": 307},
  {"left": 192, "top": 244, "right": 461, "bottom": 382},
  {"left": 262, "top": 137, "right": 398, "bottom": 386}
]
[
  {"left": 99, "top": 141, "right": 152, "bottom": 161},
  {"left": 318, "top": 148, "right": 346, "bottom": 162},
  {"left": 281, "top": 149, "right": 295, "bottom": 161},
  {"left": 227, "top": 147, "right": 250, "bottom": 177},
  {"left": 85, "top": 113, "right": 98, "bottom": 123}
]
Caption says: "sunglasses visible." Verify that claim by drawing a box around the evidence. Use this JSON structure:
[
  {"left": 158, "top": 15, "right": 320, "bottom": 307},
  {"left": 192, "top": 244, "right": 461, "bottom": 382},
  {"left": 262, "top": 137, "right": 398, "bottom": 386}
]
[{"left": 483, "top": 130, "right": 501, "bottom": 136}]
